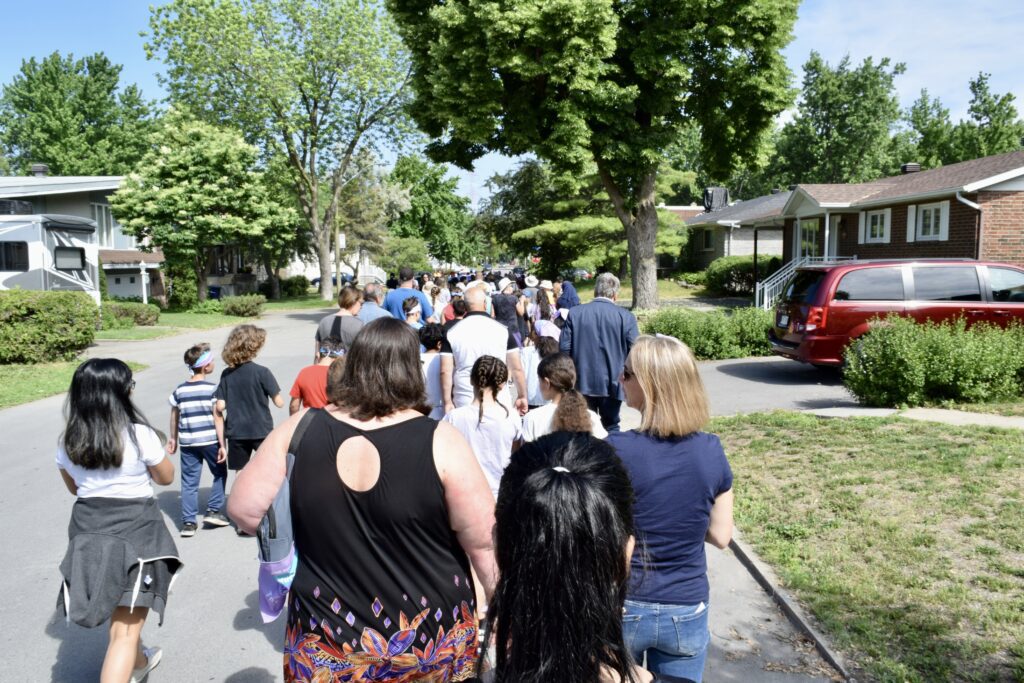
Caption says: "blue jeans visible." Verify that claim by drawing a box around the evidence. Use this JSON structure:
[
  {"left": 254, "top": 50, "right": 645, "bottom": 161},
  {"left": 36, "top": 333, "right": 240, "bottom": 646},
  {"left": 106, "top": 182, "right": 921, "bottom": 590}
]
[
  {"left": 623, "top": 598, "right": 710, "bottom": 683},
  {"left": 180, "top": 443, "right": 227, "bottom": 524}
]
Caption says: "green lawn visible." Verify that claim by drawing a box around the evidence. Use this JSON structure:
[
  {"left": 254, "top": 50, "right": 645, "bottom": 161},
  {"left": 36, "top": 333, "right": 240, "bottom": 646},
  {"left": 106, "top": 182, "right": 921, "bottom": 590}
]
[
  {"left": 0, "top": 361, "right": 148, "bottom": 409},
  {"left": 711, "top": 411, "right": 1023, "bottom": 682},
  {"left": 94, "top": 326, "right": 180, "bottom": 341},
  {"left": 576, "top": 278, "right": 710, "bottom": 304},
  {"left": 263, "top": 292, "right": 334, "bottom": 311},
  {"left": 954, "top": 401, "right": 1024, "bottom": 418}
]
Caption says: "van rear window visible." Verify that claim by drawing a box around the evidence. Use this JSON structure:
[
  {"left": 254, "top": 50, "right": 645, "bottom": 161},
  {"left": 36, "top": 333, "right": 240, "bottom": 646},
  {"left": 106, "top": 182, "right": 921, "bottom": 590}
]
[
  {"left": 782, "top": 270, "right": 825, "bottom": 304},
  {"left": 913, "top": 266, "right": 981, "bottom": 301},
  {"left": 834, "top": 267, "right": 904, "bottom": 301}
]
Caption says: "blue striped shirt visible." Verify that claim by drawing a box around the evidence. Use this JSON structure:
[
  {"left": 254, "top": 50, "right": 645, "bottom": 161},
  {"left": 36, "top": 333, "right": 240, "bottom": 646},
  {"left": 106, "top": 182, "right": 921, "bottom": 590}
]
[{"left": 168, "top": 380, "right": 218, "bottom": 447}]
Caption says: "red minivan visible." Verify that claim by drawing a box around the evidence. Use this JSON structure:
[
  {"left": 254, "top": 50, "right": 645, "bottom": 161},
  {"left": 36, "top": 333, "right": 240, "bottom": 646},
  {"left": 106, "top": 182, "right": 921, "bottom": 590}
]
[{"left": 768, "top": 260, "right": 1024, "bottom": 367}]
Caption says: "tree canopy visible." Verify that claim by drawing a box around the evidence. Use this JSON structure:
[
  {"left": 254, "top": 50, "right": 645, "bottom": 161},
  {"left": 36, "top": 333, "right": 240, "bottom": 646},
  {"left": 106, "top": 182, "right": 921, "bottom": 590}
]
[
  {"left": 146, "top": 0, "right": 413, "bottom": 299},
  {"left": 389, "top": 155, "right": 475, "bottom": 265},
  {"left": 388, "top": 0, "right": 798, "bottom": 308},
  {"left": 109, "top": 114, "right": 295, "bottom": 302},
  {"left": 0, "top": 51, "right": 155, "bottom": 175}
]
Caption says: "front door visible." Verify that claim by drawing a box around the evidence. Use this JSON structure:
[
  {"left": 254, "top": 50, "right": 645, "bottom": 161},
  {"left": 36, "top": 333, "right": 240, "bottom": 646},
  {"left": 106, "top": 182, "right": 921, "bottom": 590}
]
[{"left": 797, "top": 217, "right": 819, "bottom": 259}]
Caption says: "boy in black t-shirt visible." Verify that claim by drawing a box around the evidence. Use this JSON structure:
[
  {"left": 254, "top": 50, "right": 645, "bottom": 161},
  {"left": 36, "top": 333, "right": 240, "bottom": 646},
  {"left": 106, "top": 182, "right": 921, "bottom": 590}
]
[{"left": 214, "top": 325, "right": 283, "bottom": 524}]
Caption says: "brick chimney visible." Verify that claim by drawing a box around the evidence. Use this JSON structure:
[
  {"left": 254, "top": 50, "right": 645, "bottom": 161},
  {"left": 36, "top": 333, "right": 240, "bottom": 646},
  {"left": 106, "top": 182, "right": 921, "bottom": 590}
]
[{"left": 30, "top": 163, "right": 49, "bottom": 177}]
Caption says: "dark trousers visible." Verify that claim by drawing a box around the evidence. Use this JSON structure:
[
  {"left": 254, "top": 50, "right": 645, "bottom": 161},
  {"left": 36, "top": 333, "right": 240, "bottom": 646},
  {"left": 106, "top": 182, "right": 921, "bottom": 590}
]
[
  {"left": 586, "top": 395, "right": 622, "bottom": 432},
  {"left": 227, "top": 437, "right": 265, "bottom": 471}
]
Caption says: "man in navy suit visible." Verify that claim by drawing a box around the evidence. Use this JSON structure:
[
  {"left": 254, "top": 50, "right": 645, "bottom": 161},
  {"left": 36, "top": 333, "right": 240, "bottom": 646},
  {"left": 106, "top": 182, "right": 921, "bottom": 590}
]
[{"left": 559, "top": 272, "right": 639, "bottom": 432}]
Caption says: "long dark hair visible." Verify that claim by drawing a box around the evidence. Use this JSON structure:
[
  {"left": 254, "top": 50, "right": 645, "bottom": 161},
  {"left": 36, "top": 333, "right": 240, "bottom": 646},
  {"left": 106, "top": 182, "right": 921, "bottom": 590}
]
[
  {"left": 330, "top": 317, "right": 429, "bottom": 419},
  {"left": 62, "top": 358, "right": 154, "bottom": 470},
  {"left": 538, "top": 353, "right": 591, "bottom": 432},
  {"left": 484, "top": 433, "right": 639, "bottom": 683}
]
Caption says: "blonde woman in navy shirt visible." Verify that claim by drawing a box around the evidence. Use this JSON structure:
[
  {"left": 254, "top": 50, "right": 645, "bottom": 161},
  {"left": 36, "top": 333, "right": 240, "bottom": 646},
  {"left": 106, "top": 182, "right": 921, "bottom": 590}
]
[{"left": 606, "top": 335, "right": 734, "bottom": 683}]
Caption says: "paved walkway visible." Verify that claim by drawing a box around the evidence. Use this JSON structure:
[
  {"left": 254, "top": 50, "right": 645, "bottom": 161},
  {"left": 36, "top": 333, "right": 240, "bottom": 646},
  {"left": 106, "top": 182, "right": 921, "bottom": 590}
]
[
  {"left": 4, "top": 308, "right": 850, "bottom": 682},
  {"left": 807, "top": 405, "right": 1024, "bottom": 430}
]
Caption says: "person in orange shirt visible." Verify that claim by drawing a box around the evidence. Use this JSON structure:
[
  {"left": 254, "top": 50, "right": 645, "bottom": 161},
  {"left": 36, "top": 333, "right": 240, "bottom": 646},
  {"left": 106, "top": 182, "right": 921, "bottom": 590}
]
[{"left": 289, "top": 336, "right": 345, "bottom": 414}]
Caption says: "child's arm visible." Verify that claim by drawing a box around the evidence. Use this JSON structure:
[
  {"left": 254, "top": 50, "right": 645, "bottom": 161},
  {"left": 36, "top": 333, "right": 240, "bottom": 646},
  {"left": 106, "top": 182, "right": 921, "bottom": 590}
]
[
  {"left": 272, "top": 393, "right": 285, "bottom": 409},
  {"left": 289, "top": 397, "right": 302, "bottom": 415},
  {"left": 166, "top": 406, "right": 180, "bottom": 455},
  {"left": 214, "top": 400, "right": 227, "bottom": 463}
]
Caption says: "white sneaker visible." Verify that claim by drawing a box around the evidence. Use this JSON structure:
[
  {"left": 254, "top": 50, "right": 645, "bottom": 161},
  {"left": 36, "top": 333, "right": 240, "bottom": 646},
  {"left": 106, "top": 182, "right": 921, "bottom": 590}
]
[{"left": 129, "top": 646, "right": 162, "bottom": 682}]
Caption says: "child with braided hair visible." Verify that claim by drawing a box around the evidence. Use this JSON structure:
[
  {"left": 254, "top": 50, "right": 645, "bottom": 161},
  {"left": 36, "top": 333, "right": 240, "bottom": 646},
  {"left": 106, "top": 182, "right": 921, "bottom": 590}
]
[{"left": 443, "top": 355, "right": 522, "bottom": 497}]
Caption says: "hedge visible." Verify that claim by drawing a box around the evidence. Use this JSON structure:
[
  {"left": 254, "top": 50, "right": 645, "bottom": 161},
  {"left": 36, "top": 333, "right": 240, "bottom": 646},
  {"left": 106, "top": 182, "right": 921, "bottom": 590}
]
[
  {"left": 705, "top": 255, "right": 782, "bottom": 296},
  {"left": 222, "top": 294, "right": 266, "bottom": 317},
  {"left": 0, "top": 290, "right": 98, "bottom": 363},
  {"left": 104, "top": 301, "right": 160, "bottom": 327},
  {"left": 643, "top": 306, "right": 773, "bottom": 360},
  {"left": 843, "top": 317, "right": 1024, "bottom": 407}
]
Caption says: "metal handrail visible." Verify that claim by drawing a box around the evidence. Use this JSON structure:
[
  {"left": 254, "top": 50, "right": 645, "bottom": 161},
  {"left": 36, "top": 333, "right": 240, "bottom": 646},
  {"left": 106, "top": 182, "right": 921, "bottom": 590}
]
[{"left": 755, "top": 255, "right": 857, "bottom": 309}]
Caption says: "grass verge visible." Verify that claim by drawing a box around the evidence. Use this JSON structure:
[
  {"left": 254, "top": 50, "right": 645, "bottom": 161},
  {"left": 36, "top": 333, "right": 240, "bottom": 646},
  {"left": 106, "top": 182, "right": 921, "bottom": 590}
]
[
  {"left": 263, "top": 293, "right": 335, "bottom": 311},
  {"left": 577, "top": 278, "right": 708, "bottom": 303},
  {"left": 712, "top": 411, "right": 1023, "bottom": 682},
  {"left": 953, "top": 401, "right": 1024, "bottom": 418},
  {"left": 94, "top": 326, "right": 180, "bottom": 341},
  {"left": 0, "top": 361, "right": 148, "bottom": 409}
]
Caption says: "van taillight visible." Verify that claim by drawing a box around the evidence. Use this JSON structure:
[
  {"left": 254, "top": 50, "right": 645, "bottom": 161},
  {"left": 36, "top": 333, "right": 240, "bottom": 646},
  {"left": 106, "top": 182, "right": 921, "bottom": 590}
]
[{"left": 804, "top": 306, "right": 827, "bottom": 332}]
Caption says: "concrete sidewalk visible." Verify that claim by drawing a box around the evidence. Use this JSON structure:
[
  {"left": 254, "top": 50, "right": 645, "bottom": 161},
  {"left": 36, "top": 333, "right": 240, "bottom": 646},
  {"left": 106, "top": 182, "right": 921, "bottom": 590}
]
[{"left": 806, "top": 405, "right": 1024, "bottom": 430}]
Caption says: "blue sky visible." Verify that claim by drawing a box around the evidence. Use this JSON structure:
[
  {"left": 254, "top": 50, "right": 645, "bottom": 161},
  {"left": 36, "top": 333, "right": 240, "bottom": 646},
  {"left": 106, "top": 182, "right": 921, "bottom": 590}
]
[{"left": 1, "top": 1, "right": 1022, "bottom": 205}]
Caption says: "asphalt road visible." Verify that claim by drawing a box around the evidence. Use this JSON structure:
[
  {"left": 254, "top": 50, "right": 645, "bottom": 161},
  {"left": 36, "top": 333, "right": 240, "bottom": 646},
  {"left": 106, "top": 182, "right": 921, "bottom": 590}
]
[{"left": 1, "top": 307, "right": 850, "bottom": 682}]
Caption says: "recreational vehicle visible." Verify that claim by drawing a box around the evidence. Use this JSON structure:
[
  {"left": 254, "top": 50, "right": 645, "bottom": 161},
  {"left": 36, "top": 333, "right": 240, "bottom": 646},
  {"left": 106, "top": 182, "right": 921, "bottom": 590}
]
[{"left": 0, "top": 214, "right": 100, "bottom": 304}]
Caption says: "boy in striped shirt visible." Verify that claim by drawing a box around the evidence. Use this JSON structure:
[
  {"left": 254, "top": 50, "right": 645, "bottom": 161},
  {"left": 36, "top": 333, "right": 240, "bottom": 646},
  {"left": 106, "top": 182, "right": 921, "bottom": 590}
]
[{"left": 167, "top": 343, "right": 229, "bottom": 537}]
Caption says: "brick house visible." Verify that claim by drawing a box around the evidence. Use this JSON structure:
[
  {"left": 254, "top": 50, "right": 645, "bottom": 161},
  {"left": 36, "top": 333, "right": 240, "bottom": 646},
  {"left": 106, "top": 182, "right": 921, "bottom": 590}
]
[
  {"left": 778, "top": 150, "right": 1024, "bottom": 267},
  {"left": 684, "top": 192, "right": 787, "bottom": 269}
]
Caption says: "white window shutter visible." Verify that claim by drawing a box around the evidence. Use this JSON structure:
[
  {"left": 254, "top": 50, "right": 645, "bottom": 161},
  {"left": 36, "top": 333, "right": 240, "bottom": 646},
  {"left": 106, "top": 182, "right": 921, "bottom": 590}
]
[
  {"left": 883, "top": 208, "right": 892, "bottom": 243},
  {"left": 939, "top": 200, "right": 950, "bottom": 241},
  {"left": 906, "top": 205, "right": 917, "bottom": 243},
  {"left": 858, "top": 212, "right": 865, "bottom": 244}
]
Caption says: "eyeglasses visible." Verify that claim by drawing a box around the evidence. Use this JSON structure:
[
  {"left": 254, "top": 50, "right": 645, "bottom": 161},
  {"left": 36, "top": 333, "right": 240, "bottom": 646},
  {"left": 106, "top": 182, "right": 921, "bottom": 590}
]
[{"left": 621, "top": 366, "right": 634, "bottom": 381}]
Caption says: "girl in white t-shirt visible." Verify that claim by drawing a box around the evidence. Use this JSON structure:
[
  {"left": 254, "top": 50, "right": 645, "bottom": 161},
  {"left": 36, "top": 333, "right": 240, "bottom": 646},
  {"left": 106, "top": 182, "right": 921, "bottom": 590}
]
[
  {"left": 443, "top": 355, "right": 522, "bottom": 497},
  {"left": 522, "top": 353, "right": 608, "bottom": 442},
  {"left": 419, "top": 323, "right": 446, "bottom": 419},
  {"left": 56, "top": 358, "right": 178, "bottom": 683}
]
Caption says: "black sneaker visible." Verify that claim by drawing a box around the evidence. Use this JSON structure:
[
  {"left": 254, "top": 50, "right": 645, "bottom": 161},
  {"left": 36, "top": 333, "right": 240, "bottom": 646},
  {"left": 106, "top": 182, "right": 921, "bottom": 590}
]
[
  {"left": 203, "top": 510, "right": 230, "bottom": 528},
  {"left": 180, "top": 522, "right": 198, "bottom": 538}
]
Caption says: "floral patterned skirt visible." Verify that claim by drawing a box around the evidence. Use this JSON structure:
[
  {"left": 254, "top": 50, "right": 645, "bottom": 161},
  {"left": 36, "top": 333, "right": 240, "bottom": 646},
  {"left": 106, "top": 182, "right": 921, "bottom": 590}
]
[{"left": 284, "top": 601, "right": 479, "bottom": 682}]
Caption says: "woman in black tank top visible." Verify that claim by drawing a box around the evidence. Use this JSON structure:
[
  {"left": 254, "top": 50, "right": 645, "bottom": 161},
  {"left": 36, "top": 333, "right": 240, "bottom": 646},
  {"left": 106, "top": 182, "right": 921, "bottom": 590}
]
[{"left": 229, "top": 318, "right": 498, "bottom": 682}]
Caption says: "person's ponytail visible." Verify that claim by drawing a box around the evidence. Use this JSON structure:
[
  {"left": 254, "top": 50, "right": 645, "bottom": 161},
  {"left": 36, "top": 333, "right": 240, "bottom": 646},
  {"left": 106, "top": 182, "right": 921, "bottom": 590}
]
[{"left": 551, "top": 388, "right": 591, "bottom": 433}]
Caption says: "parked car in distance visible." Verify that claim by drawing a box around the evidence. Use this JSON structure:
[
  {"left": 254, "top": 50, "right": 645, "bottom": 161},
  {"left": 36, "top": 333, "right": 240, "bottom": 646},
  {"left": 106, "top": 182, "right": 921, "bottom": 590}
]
[
  {"left": 769, "top": 259, "right": 1024, "bottom": 367},
  {"left": 310, "top": 273, "right": 354, "bottom": 288}
]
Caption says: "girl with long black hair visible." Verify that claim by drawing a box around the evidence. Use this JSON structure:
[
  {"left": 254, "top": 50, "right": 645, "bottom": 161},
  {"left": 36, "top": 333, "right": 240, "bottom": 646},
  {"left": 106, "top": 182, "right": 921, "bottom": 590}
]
[
  {"left": 56, "top": 358, "right": 181, "bottom": 683},
  {"left": 480, "top": 433, "right": 693, "bottom": 683}
]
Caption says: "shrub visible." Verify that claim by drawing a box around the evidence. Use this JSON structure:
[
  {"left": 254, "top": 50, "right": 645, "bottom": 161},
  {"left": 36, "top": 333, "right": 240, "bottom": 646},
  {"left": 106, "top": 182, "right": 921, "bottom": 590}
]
[
  {"left": 222, "top": 294, "right": 266, "bottom": 317},
  {"left": 644, "top": 306, "right": 773, "bottom": 360},
  {"left": 676, "top": 271, "right": 707, "bottom": 287},
  {"left": 282, "top": 275, "right": 310, "bottom": 297},
  {"left": 104, "top": 301, "right": 160, "bottom": 327},
  {"left": 843, "top": 317, "right": 1024, "bottom": 407},
  {"left": 705, "top": 255, "right": 782, "bottom": 296},
  {"left": 0, "top": 290, "right": 98, "bottom": 363},
  {"left": 189, "top": 299, "right": 224, "bottom": 314},
  {"left": 167, "top": 262, "right": 198, "bottom": 310}
]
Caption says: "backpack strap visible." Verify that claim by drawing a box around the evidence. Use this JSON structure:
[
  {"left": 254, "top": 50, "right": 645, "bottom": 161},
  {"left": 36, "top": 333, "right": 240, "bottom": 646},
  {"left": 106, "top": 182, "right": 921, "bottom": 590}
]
[{"left": 285, "top": 409, "right": 319, "bottom": 478}]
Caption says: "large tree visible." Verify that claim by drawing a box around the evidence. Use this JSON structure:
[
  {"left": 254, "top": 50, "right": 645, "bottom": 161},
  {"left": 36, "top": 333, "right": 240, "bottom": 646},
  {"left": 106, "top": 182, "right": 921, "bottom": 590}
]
[
  {"left": 772, "top": 52, "right": 906, "bottom": 185},
  {"left": 109, "top": 115, "right": 296, "bottom": 302},
  {"left": 951, "top": 73, "right": 1024, "bottom": 161},
  {"left": 0, "top": 52, "right": 155, "bottom": 175},
  {"left": 389, "top": 155, "right": 475, "bottom": 266},
  {"left": 146, "top": 0, "right": 412, "bottom": 300},
  {"left": 387, "top": 0, "right": 797, "bottom": 309}
]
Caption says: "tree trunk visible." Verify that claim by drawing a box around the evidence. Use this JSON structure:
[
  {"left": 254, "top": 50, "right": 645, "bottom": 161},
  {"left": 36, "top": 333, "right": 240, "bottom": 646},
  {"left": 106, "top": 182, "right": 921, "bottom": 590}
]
[
  {"left": 628, "top": 199, "right": 659, "bottom": 310},
  {"left": 317, "top": 229, "right": 334, "bottom": 301},
  {"left": 617, "top": 254, "right": 629, "bottom": 281},
  {"left": 195, "top": 251, "right": 210, "bottom": 304},
  {"left": 262, "top": 254, "right": 281, "bottom": 300},
  {"left": 596, "top": 163, "right": 660, "bottom": 310}
]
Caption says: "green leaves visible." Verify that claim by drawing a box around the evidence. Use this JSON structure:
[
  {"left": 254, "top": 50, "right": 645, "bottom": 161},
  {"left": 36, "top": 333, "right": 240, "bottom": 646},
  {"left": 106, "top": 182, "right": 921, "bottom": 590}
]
[
  {"left": 389, "top": 155, "right": 475, "bottom": 264},
  {"left": 0, "top": 52, "right": 156, "bottom": 175}
]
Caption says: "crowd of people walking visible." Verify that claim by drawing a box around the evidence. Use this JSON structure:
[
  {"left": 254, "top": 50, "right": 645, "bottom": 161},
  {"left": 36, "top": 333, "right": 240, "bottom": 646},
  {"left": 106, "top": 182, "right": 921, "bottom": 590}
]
[{"left": 54, "top": 266, "right": 734, "bottom": 683}]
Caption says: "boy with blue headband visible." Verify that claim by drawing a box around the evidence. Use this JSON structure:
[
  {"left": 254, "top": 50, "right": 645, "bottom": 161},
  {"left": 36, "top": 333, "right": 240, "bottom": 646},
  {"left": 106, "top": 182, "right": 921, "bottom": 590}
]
[{"left": 167, "top": 342, "right": 229, "bottom": 537}]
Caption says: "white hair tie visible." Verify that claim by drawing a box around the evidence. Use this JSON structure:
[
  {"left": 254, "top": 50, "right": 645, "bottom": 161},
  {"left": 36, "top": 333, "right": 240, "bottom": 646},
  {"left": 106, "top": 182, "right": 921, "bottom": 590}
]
[{"left": 552, "top": 466, "right": 570, "bottom": 473}]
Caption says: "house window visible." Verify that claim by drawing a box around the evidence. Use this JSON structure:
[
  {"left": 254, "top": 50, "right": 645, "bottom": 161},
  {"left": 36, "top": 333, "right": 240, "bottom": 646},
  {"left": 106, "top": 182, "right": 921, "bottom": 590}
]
[
  {"left": 54, "top": 247, "right": 85, "bottom": 270},
  {"left": 115, "top": 277, "right": 122, "bottom": 284},
  {"left": 0, "top": 242, "right": 29, "bottom": 271},
  {"left": 129, "top": 276, "right": 136, "bottom": 284},
  {"left": 799, "top": 218, "right": 818, "bottom": 257},
  {"left": 916, "top": 203, "right": 942, "bottom": 241},
  {"left": 90, "top": 203, "right": 135, "bottom": 249},
  {"left": 702, "top": 229, "right": 714, "bottom": 251},
  {"left": 866, "top": 211, "right": 888, "bottom": 243}
]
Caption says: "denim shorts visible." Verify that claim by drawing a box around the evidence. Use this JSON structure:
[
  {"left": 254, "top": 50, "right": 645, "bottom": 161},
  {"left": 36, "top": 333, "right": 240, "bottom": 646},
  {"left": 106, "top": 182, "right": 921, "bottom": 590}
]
[{"left": 623, "top": 598, "right": 710, "bottom": 683}]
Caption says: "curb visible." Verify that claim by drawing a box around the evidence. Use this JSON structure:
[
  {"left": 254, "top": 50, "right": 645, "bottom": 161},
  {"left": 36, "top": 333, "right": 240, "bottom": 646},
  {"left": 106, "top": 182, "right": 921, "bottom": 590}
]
[{"left": 729, "top": 531, "right": 854, "bottom": 682}]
